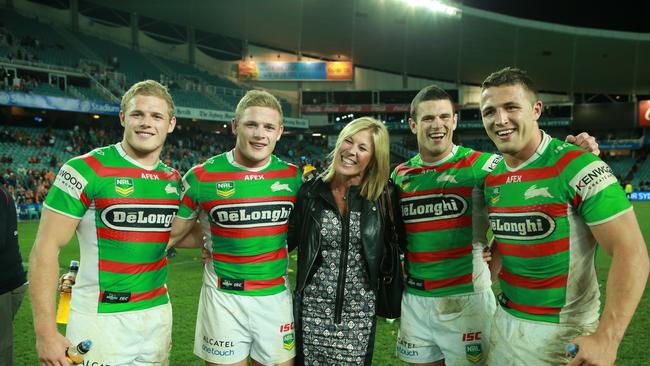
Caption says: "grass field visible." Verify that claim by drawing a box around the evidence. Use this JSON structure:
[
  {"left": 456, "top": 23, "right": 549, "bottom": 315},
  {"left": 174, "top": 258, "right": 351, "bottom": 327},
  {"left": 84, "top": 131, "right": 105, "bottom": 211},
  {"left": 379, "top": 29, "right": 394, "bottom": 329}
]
[{"left": 12, "top": 202, "right": 650, "bottom": 365}]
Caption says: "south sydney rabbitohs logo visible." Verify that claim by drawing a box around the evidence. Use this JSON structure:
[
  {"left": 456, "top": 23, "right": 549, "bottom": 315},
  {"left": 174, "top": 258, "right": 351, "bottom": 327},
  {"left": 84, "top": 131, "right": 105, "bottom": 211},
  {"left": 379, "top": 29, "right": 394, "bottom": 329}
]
[
  {"left": 210, "top": 201, "right": 293, "bottom": 228},
  {"left": 400, "top": 193, "right": 467, "bottom": 223},
  {"left": 101, "top": 204, "right": 178, "bottom": 231},
  {"left": 489, "top": 212, "right": 556, "bottom": 240}
]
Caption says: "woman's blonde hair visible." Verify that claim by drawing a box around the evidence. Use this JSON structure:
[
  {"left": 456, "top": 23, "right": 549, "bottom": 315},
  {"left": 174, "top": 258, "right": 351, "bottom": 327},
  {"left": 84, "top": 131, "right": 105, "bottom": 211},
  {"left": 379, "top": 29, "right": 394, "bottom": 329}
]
[{"left": 322, "top": 117, "right": 390, "bottom": 201}]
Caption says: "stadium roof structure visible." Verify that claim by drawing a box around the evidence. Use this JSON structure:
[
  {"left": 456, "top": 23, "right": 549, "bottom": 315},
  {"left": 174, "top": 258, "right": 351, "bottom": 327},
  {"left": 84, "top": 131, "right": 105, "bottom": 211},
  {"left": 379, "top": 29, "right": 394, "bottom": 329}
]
[{"left": 85, "top": 0, "right": 650, "bottom": 95}]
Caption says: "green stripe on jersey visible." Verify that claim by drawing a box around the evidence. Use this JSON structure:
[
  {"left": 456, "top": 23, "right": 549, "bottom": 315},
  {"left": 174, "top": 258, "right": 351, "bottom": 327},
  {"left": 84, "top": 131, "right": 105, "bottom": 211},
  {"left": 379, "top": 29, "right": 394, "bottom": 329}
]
[
  {"left": 392, "top": 145, "right": 499, "bottom": 297},
  {"left": 485, "top": 134, "right": 630, "bottom": 324}
]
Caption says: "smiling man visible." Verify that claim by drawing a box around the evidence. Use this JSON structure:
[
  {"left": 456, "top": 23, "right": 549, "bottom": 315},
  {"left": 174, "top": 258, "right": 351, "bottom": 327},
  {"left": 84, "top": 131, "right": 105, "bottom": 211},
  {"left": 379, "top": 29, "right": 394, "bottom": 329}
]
[
  {"left": 168, "top": 90, "right": 301, "bottom": 366},
  {"left": 480, "top": 67, "right": 649, "bottom": 366},
  {"left": 29, "top": 80, "right": 180, "bottom": 366},
  {"left": 392, "top": 85, "right": 603, "bottom": 366}
]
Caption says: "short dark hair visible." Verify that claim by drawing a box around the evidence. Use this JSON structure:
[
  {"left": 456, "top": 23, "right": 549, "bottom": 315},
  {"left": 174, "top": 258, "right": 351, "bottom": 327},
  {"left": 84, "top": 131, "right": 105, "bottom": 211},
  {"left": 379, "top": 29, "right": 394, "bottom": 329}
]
[
  {"left": 410, "top": 85, "right": 455, "bottom": 120},
  {"left": 481, "top": 67, "right": 539, "bottom": 101}
]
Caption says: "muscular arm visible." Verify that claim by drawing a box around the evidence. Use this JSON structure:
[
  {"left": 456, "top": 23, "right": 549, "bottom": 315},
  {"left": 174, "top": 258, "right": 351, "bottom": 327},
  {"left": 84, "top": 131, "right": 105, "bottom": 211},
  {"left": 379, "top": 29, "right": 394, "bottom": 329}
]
[
  {"left": 569, "top": 210, "right": 650, "bottom": 366},
  {"left": 167, "top": 216, "right": 200, "bottom": 249},
  {"left": 29, "top": 208, "right": 80, "bottom": 365}
]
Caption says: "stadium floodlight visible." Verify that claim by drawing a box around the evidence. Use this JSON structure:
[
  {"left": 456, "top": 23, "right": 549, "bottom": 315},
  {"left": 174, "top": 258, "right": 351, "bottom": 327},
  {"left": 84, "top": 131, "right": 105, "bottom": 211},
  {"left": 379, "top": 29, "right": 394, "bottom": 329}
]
[{"left": 401, "top": 0, "right": 461, "bottom": 17}]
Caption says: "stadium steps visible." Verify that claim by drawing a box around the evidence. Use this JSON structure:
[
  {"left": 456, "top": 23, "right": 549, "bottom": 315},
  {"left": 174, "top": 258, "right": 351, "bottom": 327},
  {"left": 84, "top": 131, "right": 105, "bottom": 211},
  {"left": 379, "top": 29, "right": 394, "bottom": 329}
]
[{"left": 54, "top": 26, "right": 104, "bottom": 64}]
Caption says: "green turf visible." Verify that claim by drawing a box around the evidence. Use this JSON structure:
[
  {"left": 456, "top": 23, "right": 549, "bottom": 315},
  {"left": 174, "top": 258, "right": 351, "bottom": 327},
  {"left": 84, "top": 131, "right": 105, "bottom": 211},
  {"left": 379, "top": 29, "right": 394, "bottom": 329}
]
[{"left": 12, "top": 203, "right": 650, "bottom": 365}]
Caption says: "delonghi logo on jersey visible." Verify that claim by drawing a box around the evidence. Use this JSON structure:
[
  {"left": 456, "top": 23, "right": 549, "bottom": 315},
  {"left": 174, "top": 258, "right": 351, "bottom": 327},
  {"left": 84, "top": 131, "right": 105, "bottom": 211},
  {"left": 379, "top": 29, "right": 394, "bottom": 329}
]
[
  {"left": 115, "top": 178, "right": 134, "bottom": 197},
  {"left": 210, "top": 201, "right": 293, "bottom": 228},
  {"left": 436, "top": 173, "right": 457, "bottom": 184},
  {"left": 570, "top": 161, "right": 617, "bottom": 199},
  {"left": 489, "top": 212, "right": 556, "bottom": 240},
  {"left": 53, "top": 165, "right": 88, "bottom": 199},
  {"left": 101, "top": 204, "right": 178, "bottom": 232},
  {"left": 216, "top": 181, "right": 235, "bottom": 198},
  {"left": 524, "top": 184, "right": 553, "bottom": 200},
  {"left": 400, "top": 194, "right": 467, "bottom": 223},
  {"left": 271, "top": 181, "right": 292, "bottom": 192}
]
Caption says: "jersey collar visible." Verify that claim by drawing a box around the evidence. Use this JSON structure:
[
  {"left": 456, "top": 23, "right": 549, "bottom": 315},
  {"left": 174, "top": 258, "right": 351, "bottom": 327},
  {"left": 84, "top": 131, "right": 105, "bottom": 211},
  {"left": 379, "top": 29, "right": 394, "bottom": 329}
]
[
  {"left": 115, "top": 142, "right": 159, "bottom": 171},
  {"left": 226, "top": 149, "right": 271, "bottom": 172},
  {"left": 420, "top": 144, "right": 458, "bottom": 167},
  {"left": 504, "top": 131, "right": 551, "bottom": 172}
]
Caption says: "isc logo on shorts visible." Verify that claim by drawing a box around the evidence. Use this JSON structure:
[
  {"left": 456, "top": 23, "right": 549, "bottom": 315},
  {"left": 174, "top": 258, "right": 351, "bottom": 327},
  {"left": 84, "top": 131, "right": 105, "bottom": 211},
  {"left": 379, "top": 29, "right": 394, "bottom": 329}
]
[{"left": 210, "top": 201, "right": 293, "bottom": 228}]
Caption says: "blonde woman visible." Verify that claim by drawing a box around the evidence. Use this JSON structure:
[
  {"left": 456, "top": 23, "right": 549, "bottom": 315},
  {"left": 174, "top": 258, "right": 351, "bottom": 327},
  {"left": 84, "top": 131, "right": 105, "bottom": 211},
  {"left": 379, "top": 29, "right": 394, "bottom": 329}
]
[{"left": 288, "top": 117, "right": 398, "bottom": 365}]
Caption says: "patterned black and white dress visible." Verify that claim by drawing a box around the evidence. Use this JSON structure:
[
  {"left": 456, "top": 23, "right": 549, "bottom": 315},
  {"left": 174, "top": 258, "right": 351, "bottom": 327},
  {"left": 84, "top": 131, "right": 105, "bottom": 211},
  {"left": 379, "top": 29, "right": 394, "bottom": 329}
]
[{"left": 300, "top": 209, "right": 376, "bottom": 365}]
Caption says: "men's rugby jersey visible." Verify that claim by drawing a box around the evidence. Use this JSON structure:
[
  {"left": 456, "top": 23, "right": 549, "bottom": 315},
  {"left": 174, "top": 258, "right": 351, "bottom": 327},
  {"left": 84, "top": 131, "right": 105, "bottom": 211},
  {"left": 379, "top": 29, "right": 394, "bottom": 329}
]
[
  {"left": 392, "top": 145, "right": 501, "bottom": 297},
  {"left": 44, "top": 143, "right": 181, "bottom": 313},
  {"left": 485, "top": 133, "right": 631, "bottom": 324},
  {"left": 178, "top": 151, "right": 301, "bottom": 296}
]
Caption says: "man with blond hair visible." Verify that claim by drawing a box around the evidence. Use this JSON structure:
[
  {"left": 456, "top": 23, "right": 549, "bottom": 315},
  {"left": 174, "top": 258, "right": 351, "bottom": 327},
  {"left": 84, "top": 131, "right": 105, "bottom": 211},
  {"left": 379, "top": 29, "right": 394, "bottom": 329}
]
[
  {"left": 30, "top": 80, "right": 180, "bottom": 365},
  {"left": 169, "top": 89, "right": 301, "bottom": 366}
]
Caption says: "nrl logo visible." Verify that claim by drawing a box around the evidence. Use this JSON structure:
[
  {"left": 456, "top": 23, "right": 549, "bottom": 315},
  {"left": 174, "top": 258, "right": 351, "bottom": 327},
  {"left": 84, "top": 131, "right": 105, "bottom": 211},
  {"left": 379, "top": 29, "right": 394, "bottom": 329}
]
[
  {"left": 216, "top": 181, "right": 235, "bottom": 197},
  {"left": 271, "top": 181, "right": 292, "bottom": 192},
  {"left": 115, "top": 178, "right": 134, "bottom": 197}
]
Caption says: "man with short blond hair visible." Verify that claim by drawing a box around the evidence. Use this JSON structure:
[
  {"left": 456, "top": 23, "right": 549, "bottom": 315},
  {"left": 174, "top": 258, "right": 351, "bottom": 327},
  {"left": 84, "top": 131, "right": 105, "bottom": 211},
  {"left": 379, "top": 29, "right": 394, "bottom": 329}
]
[{"left": 30, "top": 80, "right": 180, "bottom": 366}]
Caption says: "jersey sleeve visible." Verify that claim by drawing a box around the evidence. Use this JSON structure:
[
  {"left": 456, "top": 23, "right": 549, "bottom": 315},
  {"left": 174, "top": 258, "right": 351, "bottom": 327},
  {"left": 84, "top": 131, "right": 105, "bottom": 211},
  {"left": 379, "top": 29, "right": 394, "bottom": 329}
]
[
  {"left": 177, "top": 167, "right": 201, "bottom": 220},
  {"left": 43, "top": 158, "right": 95, "bottom": 219},
  {"left": 565, "top": 152, "right": 632, "bottom": 225},
  {"left": 473, "top": 152, "right": 502, "bottom": 188}
]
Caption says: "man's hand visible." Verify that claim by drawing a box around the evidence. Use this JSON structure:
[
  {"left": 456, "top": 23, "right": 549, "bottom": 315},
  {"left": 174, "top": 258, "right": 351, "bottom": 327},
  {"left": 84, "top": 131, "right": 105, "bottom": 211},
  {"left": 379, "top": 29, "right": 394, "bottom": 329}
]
[
  {"left": 566, "top": 132, "right": 600, "bottom": 156},
  {"left": 36, "top": 330, "right": 72, "bottom": 366},
  {"left": 567, "top": 333, "right": 618, "bottom": 366},
  {"left": 201, "top": 247, "right": 211, "bottom": 265}
]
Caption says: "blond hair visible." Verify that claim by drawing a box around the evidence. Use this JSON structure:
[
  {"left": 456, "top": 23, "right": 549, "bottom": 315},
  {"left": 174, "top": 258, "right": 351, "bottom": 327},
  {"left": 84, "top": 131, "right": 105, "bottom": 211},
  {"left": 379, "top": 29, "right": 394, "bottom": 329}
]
[
  {"left": 322, "top": 117, "right": 390, "bottom": 201},
  {"left": 235, "top": 89, "right": 283, "bottom": 123},
  {"left": 120, "top": 80, "right": 175, "bottom": 119}
]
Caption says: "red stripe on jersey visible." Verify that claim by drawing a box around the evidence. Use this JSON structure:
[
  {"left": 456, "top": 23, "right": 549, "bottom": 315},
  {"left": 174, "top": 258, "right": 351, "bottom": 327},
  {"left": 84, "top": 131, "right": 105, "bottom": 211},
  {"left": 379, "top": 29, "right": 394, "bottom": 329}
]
[
  {"left": 496, "top": 238, "right": 569, "bottom": 258},
  {"left": 394, "top": 152, "right": 481, "bottom": 177},
  {"left": 503, "top": 298, "right": 561, "bottom": 315},
  {"left": 83, "top": 155, "right": 179, "bottom": 180},
  {"left": 399, "top": 187, "right": 473, "bottom": 198},
  {"left": 99, "top": 257, "right": 167, "bottom": 274},
  {"left": 407, "top": 244, "right": 473, "bottom": 262},
  {"left": 95, "top": 197, "right": 179, "bottom": 208},
  {"left": 212, "top": 247, "right": 287, "bottom": 264},
  {"left": 423, "top": 273, "right": 472, "bottom": 290},
  {"left": 572, "top": 193, "right": 583, "bottom": 208},
  {"left": 97, "top": 227, "right": 171, "bottom": 243},
  {"left": 181, "top": 195, "right": 198, "bottom": 211},
  {"left": 202, "top": 195, "right": 297, "bottom": 208},
  {"left": 210, "top": 224, "right": 288, "bottom": 238},
  {"left": 488, "top": 203, "right": 567, "bottom": 217},
  {"left": 405, "top": 216, "right": 472, "bottom": 232},
  {"left": 80, "top": 192, "right": 91, "bottom": 207},
  {"left": 485, "top": 150, "right": 584, "bottom": 187},
  {"left": 500, "top": 269, "right": 567, "bottom": 289},
  {"left": 98, "top": 286, "right": 167, "bottom": 303},
  {"left": 243, "top": 276, "right": 285, "bottom": 291},
  {"left": 194, "top": 164, "right": 297, "bottom": 182}
]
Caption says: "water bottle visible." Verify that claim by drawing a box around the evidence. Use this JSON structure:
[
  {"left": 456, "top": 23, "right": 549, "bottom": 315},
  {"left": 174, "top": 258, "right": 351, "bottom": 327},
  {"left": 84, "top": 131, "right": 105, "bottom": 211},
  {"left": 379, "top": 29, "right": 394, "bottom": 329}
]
[
  {"left": 567, "top": 343, "right": 579, "bottom": 358},
  {"left": 66, "top": 339, "right": 92, "bottom": 365},
  {"left": 56, "top": 260, "right": 79, "bottom": 324}
]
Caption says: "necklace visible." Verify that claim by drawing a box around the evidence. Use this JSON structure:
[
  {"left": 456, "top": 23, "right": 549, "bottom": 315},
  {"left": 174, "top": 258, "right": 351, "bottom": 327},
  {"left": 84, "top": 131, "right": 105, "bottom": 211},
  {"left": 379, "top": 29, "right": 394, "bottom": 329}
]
[{"left": 334, "top": 187, "right": 347, "bottom": 200}]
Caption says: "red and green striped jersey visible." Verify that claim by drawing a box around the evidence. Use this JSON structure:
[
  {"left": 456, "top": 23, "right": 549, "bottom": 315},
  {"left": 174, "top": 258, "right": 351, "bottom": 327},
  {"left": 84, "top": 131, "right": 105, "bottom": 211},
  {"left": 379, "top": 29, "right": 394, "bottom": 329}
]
[
  {"left": 44, "top": 143, "right": 180, "bottom": 314},
  {"left": 392, "top": 145, "right": 502, "bottom": 297},
  {"left": 485, "top": 133, "right": 632, "bottom": 324},
  {"left": 177, "top": 151, "right": 301, "bottom": 296}
]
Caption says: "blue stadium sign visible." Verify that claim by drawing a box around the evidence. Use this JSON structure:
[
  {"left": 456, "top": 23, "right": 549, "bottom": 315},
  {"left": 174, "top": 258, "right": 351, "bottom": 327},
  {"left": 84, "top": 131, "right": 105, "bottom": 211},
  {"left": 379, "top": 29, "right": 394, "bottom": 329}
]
[{"left": 629, "top": 191, "right": 650, "bottom": 201}]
